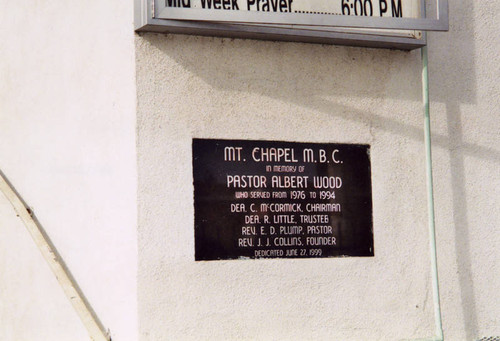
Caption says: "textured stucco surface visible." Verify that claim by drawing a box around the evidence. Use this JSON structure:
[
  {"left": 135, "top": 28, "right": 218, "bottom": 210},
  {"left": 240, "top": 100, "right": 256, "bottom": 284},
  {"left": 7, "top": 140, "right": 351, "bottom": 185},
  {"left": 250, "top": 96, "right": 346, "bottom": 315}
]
[
  {"left": 0, "top": 0, "right": 138, "bottom": 340},
  {"left": 136, "top": 34, "right": 431, "bottom": 340},
  {"left": 425, "top": 1, "right": 500, "bottom": 339},
  {"left": 0, "top": 0, "right": 498, "bottom": 340},
  {"left": 136, "top": 1, "right": 499, "bottom": 340}
]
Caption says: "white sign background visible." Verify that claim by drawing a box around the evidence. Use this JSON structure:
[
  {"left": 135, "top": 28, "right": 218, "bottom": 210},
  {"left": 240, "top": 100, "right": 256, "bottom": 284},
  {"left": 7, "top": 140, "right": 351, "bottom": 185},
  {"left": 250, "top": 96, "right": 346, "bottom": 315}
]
[{"left": 154, "top": 0, "right": 421, "bottom": 38}]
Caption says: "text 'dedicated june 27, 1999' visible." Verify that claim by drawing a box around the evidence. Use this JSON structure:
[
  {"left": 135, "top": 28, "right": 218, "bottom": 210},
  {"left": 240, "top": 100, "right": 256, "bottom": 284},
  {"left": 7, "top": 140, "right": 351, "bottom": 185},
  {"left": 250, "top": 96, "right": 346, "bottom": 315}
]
[{"left": 192, "top": 138, "right": 373, "bottom": 261}]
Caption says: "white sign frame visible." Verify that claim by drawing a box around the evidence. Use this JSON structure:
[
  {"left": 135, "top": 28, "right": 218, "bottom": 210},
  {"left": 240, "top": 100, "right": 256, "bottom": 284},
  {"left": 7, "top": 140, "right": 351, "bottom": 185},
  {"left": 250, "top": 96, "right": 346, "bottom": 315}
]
[
  {"left": 135, "top": 0, "right": 448, "bottom": 49},
  {"left": 154, "top": 0, "right": 448, "bottom": 30}
]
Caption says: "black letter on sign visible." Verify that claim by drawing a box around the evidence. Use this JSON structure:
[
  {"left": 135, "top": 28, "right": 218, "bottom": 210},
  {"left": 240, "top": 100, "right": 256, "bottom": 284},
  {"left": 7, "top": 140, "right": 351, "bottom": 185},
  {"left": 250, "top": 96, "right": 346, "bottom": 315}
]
[
  {"left": 379, "top": 0, "right": 387, "bottom": 16},
  {"left": 391, "top": 0, "right": 402, "bottom": 17}
]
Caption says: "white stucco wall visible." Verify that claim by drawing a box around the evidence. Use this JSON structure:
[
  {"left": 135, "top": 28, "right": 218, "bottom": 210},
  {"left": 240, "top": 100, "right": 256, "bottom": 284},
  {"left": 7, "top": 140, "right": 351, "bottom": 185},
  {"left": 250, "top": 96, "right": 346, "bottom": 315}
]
[
  {"left": 136, "top": 1, "right": 499, "bottom": 341},
  {"left": 427, "top": 1, "right": 500, "bottom": 339},
  {"left": 1, "top": 0, "right": 498, "bottom": 340},
  {"left": 0, "top": 1, "right": 137, "bottom": 340}
]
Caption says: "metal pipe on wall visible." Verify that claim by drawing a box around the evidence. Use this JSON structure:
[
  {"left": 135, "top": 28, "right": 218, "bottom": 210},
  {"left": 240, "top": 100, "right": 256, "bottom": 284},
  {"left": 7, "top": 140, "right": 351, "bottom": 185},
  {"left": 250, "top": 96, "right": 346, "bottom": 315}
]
[{"left": 421, "top": 42, "right": 444, "bottom": 341}]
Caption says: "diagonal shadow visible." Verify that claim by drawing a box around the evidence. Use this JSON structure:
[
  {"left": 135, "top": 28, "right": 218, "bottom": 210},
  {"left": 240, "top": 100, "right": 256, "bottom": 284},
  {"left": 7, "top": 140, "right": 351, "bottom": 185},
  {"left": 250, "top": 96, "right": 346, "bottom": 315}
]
[
  {"left": 137, "top": 2, "right": 485, "bottom": 338},
  {"left": 445, "top": 102, "right": 478, "bottom": 341}
]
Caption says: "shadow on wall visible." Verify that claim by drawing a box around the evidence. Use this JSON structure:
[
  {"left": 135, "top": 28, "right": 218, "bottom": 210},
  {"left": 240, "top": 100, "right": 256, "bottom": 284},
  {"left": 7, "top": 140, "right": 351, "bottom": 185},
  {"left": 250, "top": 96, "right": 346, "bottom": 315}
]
[
  {"left": 430, "top": 1, "right": 483, "bottom": 340},
  {"left": 138, "top": 16, "right": 496, "bottom": 165},
  {"left": 139, "top": 0, "right": 498, "bottom": 337},
  {"left": 140, "top": 30, "right": 422, "bottom": 108}
]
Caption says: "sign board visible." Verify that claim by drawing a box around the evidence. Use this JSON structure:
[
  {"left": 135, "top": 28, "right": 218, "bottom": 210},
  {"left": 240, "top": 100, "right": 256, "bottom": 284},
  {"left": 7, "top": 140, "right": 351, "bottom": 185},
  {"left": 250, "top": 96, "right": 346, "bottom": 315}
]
[
  {"left": 192, "top": 139, "right": 373, "bottom": 261},
  {"left": 135, "top": 0, "right": 447, "bottom": 49},
  {"left": 156, "top": 0, "right": 420, "bottom": 26}
]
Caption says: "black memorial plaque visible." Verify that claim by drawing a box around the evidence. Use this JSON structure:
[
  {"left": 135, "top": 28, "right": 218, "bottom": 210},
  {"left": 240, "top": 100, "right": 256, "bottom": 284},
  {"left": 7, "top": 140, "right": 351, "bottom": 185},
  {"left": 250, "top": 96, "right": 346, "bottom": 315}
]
[{"left": 193, "top": 138, "right": 373, "bottom": 261}]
